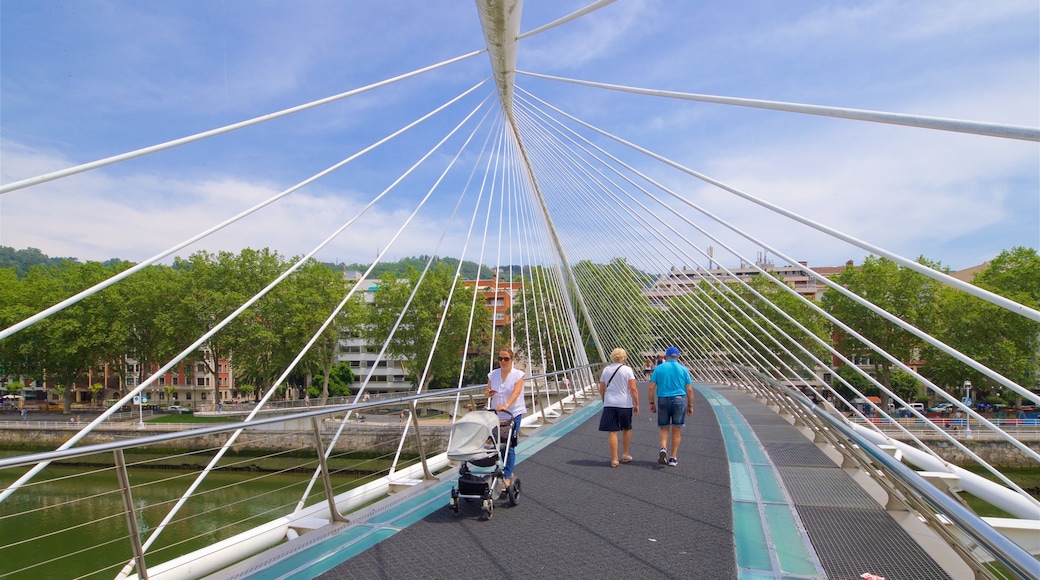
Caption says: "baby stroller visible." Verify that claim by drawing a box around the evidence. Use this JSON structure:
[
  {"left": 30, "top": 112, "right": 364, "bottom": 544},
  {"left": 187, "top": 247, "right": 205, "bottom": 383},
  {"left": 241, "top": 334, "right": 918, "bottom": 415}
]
[{"left": 447, "top": 410, "right": 520, "bottom": 518}]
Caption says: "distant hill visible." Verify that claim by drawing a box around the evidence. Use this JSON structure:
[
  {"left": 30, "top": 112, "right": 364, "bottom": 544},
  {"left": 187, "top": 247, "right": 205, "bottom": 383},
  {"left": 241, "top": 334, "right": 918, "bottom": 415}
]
[
  {"left": 0, "top": 246, "right": 82, "bottom": 279},
  {"left": 339, "top": 256, "right": 495, "bottom": 280}
]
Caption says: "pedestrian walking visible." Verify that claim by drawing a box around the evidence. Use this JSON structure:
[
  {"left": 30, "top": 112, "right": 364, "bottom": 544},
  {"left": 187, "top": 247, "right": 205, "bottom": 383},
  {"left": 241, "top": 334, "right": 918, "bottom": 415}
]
[
  {"left": 486, "top": 347, "right": 525, "bottom": 487},
  {"left": 648, "top": 346, "right": 694, "bottom": 467},
  {"left": 598, "top": 348, "right": 639, "bottom": 468}
]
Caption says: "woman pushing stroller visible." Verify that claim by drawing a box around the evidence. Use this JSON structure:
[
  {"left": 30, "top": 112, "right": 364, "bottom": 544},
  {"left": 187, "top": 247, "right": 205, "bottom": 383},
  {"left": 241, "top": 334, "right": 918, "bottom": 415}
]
[{"left": 486, "top": 348, "right": 525, "bottom": 487}]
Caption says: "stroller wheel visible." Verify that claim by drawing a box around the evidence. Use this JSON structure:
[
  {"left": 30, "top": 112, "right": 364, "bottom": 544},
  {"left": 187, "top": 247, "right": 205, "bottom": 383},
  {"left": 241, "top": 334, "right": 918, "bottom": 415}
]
[
  {"left": 507, "top": 477, "right": 521, "bottom": 506},
  {"left": 482, "top": 498, "right": 493, "bottom": 519},
  {"left": 449, "top": 488, "right": 460, "bottom": 516}
]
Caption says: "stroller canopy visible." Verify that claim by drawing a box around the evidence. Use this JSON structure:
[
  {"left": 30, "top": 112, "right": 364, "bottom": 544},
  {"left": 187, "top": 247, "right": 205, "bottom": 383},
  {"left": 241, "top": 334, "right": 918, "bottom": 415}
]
[{"left": 447, "top": 411, "right": 501, "bottom": 462}]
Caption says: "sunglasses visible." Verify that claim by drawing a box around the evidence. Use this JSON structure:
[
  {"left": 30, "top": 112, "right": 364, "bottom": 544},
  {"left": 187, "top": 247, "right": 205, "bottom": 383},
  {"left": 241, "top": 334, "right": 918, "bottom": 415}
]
[{"left": 498, "top": 357, "right": 511, "bottom": 361}]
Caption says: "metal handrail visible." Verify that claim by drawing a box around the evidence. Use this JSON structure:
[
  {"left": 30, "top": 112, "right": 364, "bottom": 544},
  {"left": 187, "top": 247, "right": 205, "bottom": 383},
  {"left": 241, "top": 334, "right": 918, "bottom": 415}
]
[
  {"left": 768, "top": 381, "right": 1040, "bottom": 579},
  {"left": 0, "top": 386, "right": 479, "bottom": 472}
]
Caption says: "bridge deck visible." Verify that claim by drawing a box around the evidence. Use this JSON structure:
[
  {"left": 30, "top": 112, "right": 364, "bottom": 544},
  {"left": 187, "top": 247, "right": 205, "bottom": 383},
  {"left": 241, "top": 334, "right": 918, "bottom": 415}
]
[{"left": 217, "top": 384, "right": 959, "bottom": 580}]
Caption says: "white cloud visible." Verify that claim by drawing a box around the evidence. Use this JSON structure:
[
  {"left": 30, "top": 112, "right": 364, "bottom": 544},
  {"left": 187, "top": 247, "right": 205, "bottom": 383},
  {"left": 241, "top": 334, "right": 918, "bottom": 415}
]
[{"left": 0, "top": 140, "right": 474, "bottom": 265}]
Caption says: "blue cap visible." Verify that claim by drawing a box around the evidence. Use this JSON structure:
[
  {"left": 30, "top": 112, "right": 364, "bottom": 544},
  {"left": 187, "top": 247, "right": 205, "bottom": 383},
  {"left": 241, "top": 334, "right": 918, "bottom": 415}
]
[{"left": 665, "top": 346, "right": 680, "bottom": 357}]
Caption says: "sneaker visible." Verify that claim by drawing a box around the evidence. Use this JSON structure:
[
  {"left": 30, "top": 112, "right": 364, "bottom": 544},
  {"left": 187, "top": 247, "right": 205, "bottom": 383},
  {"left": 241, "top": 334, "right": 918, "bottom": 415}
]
[
  {"left": 658, "top": 448, "right": 667, "bottom": 465},
  {"left": 667, "top": 457, "right": 678, "bottom": 467}
]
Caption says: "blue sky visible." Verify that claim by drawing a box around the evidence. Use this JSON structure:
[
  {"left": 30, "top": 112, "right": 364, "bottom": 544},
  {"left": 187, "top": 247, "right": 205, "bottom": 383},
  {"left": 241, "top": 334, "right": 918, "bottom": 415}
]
[{"left": 1, "top": 0, "right": 1037, "bottom": 272}]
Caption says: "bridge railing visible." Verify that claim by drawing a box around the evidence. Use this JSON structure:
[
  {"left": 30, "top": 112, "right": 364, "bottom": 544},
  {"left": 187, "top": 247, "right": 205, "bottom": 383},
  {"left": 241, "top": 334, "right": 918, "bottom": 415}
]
[
  {"left": 726, "top": 369, "right": 1040, "bottom": 578},
  {"left": 0, "top": 373, "right": 600, "bottom": 580}
]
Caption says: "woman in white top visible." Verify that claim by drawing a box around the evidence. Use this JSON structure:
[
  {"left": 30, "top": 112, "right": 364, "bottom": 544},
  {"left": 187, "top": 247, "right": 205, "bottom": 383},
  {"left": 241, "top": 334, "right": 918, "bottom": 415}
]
[
  {"left": 486, "top": 348, "right": 526, "bottom": 485},
  {"left": 598, "top": 348, "right": 639, "bottom": 468}
]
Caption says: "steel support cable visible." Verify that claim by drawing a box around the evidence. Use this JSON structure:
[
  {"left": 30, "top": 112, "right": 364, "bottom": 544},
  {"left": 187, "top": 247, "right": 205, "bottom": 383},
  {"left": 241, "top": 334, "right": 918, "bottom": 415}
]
[
  {"left": 521, "top": 199, "right": 591, "bottom": 386},
  {"left": 443, "top": 121, "right": 511, "bottom": 427},
  {"left": 522, "top": 193, "right": 590, "bottom": 387},
  {"left": 516, "top": 71, "right": 1040, "bottom": 143},
  {"left": 501, "top": 140, "right": 552, "bottom": 409},
  {"left": 516, "top": 88, "right": 1040, "bottom": 402},
  {"left": 504, "top": 138, "right": 584, "bottom": 392},
  {"left": 506, "top": 114, "right": 606, "bottom": 366},
  {"left": 109, "top": 92, "right": 499, "bottom": 570},
  {"left": 0, "top": 50, "right": 488, "bottom": 195},
  {"left": 511, "top": 161, "right": 554, "bottom": 395},
  {"left": 524, "top": 152, "right": 590, "bottom": 390},
  {"left": 442, "top": 116, "right": 505, "bottom": 425},
  {"left": 316, "top": 94, "right": 500, "bottom": 473},
  {"left": 514, "top": 95, "right": 950, "bottom": 409},
  {"left": 509, "top": 145, "right": 575, "bottom": 407},
  {"left": 542, "top": 183, "right": 1040, "bottom": 502},
  {"left": 515, "top": 103, "right": 808, "bottom": 372},
  {"left": 298, "top": 121, "right": 499, "bottom": 492},
  {"left": 520, "top": 102, "right": 819, "bottom": 382},
  {"left": 516, "top": 95, "right": 1040, "bottom": 479},
  {"left": 366, "top": 105, "right": 501, "bottom": 477},
  {"left": 517, "top": 109, "right": 869, "bottom": 417},
  {"left": 512, "top": 112, "right": 658, "bottom": 351},
  {"left": 515, "top": 142, "right": 628, "bottom": 363},
  {"left": 516, "top": 0, "right": 618, "bottom": 40},
  {"left": 485, "top": 138, "right": 509, "bottom": 361},
  {"left": 0, "top": 78, "right": 494, "bottom": 342},
  {"left": 514, "top": 88, "right": 1040, "bottom": 325},
  {"left": 513, "top": 192, "right": 601, "bottom": 379},
  {"left": 0, "top": 87, "right": 491, "bottom": 504},
  {"left": 520, "top": 112, "right": 818, "bottom": 396},
  {"left": 513, "top": 96, "right": 1040, "bottom": 476}
]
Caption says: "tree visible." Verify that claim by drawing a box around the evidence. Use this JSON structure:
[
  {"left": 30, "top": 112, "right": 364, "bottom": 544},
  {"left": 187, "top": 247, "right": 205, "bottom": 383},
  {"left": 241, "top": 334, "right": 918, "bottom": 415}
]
[
  {"left": 724, "top": 272, "right": 829, "bottom": 378},
  {"left": 366, "top": 263, "right": 491, "bottom": 391},
  {"left": 922, "top": 247, "right": 1040, "bottom": 405},
  {"left": 173, "top": 248, "right": 287, "bottom": 405},
  {"left": 572, "top": 259, "right": 656, "bottom": 362},
  {"left": 277, "top": 259, "right": 363, "bottom": 403},
  {"left": 116, "top": 264, "right": 182, "bottom": 395},
  {"left": 324, "top": 361, "right": 354, "bottom": 397},
  {"left": 821, "top": 255, "right": 943, "bottom": 409},
  {"left": 90, "top": 383, "right": 105, "bottom": 406},
  {"left": 511, "top": 265, "right": 577, "bottom": 376},
  {"left": 832, "top": 362, "right": 877, "bottom": 405}
]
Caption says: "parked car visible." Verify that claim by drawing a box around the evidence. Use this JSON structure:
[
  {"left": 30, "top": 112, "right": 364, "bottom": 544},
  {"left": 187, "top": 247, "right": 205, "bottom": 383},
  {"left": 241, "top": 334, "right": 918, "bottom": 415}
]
[
  {"left": 927, "top": 402, "right": 955, "bottom": 414},
  {"left": 165, "top": 405, "right": 192, "bottom": 414}
]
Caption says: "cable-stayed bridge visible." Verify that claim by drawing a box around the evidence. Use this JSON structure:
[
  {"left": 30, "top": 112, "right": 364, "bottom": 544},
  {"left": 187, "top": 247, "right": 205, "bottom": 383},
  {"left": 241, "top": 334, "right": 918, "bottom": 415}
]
[{"left": 1, "top": 2, "right": 1038, "bottom": 579}]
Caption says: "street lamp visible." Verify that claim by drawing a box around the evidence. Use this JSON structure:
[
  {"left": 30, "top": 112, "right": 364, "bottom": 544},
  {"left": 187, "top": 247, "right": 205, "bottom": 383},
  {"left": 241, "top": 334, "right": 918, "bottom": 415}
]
[{"left": 962, "top": 380, "right": 972, "bottom": 406}]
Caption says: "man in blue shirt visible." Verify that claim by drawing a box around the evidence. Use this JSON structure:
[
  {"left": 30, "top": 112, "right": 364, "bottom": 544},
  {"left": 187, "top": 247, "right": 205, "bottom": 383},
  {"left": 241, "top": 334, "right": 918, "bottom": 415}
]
[{"left": 648, "top": 346, "right": 694, "bottom": 466}]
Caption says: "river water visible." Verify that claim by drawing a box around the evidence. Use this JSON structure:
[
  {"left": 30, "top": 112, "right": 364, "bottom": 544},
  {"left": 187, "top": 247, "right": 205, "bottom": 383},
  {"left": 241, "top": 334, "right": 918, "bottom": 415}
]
[{"left": 0, "top": 461, "right": 337, "bottom": 579}]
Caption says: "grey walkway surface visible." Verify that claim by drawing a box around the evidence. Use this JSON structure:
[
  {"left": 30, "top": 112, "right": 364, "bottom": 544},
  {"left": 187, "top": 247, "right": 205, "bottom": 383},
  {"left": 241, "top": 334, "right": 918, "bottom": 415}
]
[
  {"left": 719, "top": 387, "right": 952, "bottom": 580},
  {"left": 319, "top": 384, "right": 733, "bottom": 579},
  {"left": 315, "top": 384, "right": 953, "bottom": 579}
]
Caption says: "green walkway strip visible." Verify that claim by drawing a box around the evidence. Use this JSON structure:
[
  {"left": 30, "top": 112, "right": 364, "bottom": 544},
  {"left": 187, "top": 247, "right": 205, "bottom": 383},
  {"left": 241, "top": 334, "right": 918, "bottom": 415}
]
[{"left": 695, "top": 384, "right": 823, "bottom": 579}]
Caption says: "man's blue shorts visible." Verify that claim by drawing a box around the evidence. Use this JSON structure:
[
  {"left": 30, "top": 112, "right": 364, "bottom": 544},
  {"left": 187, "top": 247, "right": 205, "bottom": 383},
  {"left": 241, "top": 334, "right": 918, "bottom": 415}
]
[{"left": 656, "top": 395, "right": 687, "bottom": 427}]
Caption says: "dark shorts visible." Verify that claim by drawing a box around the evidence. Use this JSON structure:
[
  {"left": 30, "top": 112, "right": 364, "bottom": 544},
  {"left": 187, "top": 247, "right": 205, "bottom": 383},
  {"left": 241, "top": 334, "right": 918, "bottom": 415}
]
[
  {"left": 598, "top": 406, "right": 634, "bottom": 432},
  {"left": 656, "top": 395, "right": 687, "bottom": 427}
]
